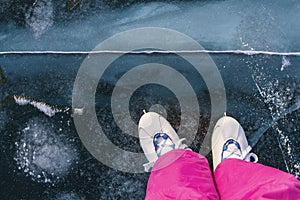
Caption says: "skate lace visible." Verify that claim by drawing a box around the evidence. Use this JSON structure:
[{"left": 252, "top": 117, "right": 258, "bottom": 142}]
[
  {"left": 222, "top": 146, "right": 242, "bottom": 160},
  {"left": 154, "top": 133, "right": 175, "bottom": 157},
  {"left": 154, "top": 134, "right": 187, "bottom": 157},
  {"left": 143, "top": 136, "right": 187, "bottom": 172},
  {"left": 222, "top": 139, "right": 258, "bottom": 162}
]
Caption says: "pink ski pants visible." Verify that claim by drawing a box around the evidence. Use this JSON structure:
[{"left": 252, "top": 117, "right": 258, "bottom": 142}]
[{"left": 145, "top": 149, "right": 300, "bottom": 200}]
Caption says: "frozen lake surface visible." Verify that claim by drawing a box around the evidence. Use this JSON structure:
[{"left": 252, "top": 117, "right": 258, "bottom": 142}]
[{"left": 0, "top": 0, "right": 300, "bottom": 199}]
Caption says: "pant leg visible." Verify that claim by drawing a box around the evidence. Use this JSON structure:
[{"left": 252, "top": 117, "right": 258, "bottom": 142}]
[
  {"left": 145, "top": 149, "right": 219, "bottom": 200},
  {"left": 214, "top": 158, "right": 300, "bottom": 200}
]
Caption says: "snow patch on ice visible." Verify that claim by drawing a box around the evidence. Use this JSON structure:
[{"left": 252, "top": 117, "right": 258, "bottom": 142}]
[
  {"left": 14, "top": 96, "right": 30, "bottom": 106},
  {"left": 14, "top": 95, "right": 69, "bottom": 117},
  {"left": 14, "top": 117, "right": 78, "bottom": 183},
  {"left": 25, "top": 0, "right": 54, "bottom": 38}
]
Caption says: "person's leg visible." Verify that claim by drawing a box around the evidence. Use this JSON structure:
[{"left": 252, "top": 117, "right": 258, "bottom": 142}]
[
  {"left": 215, "top": 159, "right": 300, "bottom": 200},
  {"left": 145, "top": 149, "right": 219, "bottom": 200},
  {"left": 139, "top": 112, "right": 219, "bottom": 200},
  {"left": 212, "top": 115, "right": 300, "bottom": 200}
]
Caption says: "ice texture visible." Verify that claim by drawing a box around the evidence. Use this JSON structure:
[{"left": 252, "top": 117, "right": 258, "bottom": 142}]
[{"left": 14, "top": 117, "right": 78, "bottom": 183}]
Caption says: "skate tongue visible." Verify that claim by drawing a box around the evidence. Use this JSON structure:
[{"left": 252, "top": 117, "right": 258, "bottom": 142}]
[
  {"left": 155, "top": 135, "right": 175, "bottom": 157},
  {"left": 159, "top": 146, "right": 174, "bottom": 156},
  {"left": 223, "top": 144, "right": 259, "bottom": 162}
]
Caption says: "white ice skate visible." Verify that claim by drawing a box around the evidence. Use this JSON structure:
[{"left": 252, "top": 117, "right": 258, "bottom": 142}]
[
  {"left": 138, "top": 111, "right": 187, "bottom": 172},
  {"left": 212, "top": 114, "right": 258, "bottom": 171}
]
